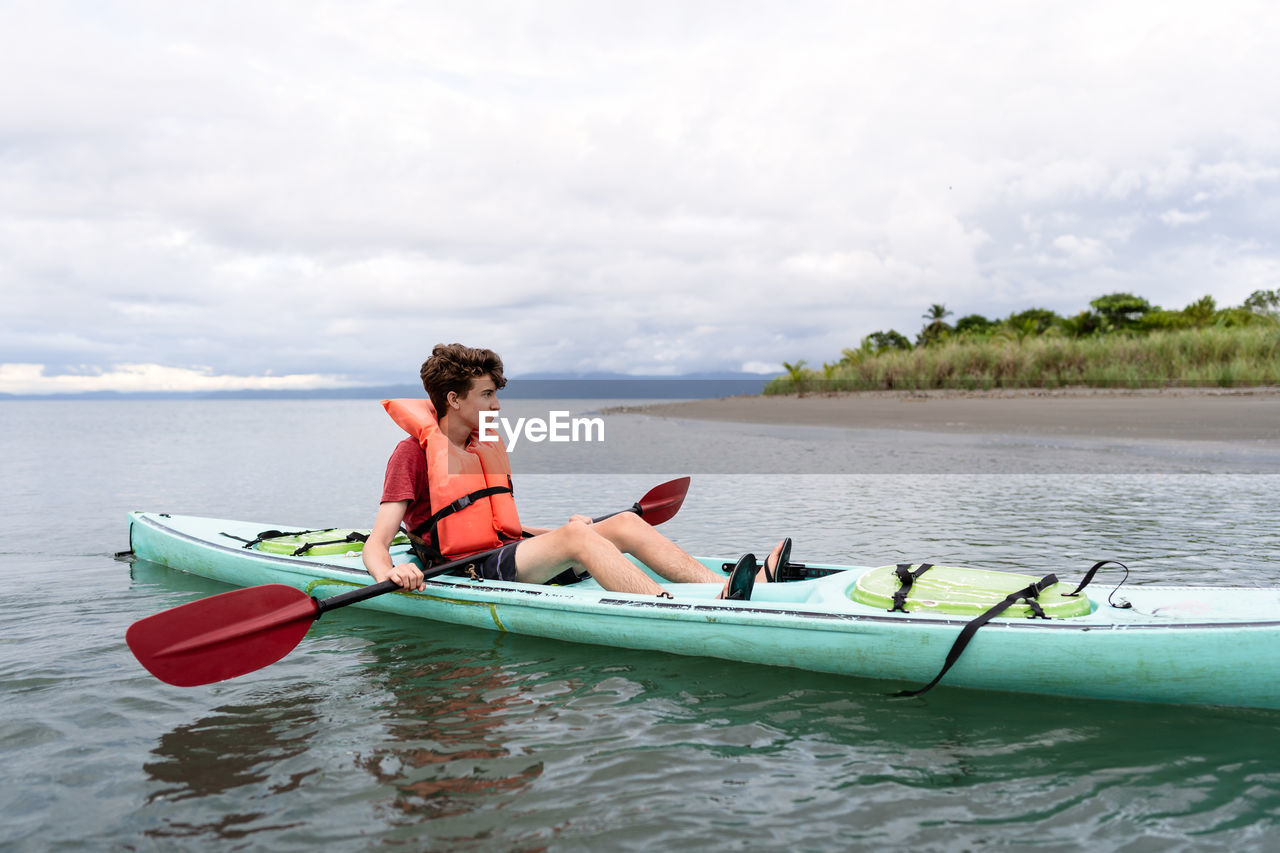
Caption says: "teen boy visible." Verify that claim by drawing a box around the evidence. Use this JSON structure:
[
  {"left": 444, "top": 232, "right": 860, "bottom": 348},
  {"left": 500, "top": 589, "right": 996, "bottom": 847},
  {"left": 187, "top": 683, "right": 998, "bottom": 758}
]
[{"left": 362, "top": 343, "right": 784, "bottom": 597}]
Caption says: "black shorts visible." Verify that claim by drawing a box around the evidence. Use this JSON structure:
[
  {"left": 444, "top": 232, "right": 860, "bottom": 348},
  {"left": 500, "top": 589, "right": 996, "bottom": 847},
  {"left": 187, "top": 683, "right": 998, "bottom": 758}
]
[{"left": 450, "top": 540, "right": 521, "bottom": 582}]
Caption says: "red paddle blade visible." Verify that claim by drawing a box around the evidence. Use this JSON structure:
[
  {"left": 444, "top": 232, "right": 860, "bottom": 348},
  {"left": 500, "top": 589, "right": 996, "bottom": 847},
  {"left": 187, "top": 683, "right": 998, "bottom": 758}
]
[
  {"left": 635, "top": 476, "right": 690, "bottom": 526},
  {"left": 126, "top": 584, "right": 319, "bottom": 686}
]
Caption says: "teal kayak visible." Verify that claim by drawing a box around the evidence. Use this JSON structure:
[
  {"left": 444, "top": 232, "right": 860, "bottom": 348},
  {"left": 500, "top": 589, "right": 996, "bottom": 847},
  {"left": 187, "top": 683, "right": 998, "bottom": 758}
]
[{"left": 125, "top": 511, "right": 1280, "bottom": 710}]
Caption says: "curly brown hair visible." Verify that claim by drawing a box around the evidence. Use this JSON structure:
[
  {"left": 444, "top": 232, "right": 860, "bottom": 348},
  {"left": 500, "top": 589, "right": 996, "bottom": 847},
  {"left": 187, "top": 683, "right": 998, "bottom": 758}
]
[{"left": 419, "top": 344, "right": 507, "bottom": 417}]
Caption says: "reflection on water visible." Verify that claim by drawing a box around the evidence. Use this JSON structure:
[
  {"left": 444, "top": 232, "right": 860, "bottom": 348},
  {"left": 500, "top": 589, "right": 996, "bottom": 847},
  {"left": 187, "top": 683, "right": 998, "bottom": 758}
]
[
  {"left": 147, "top": 699, "right": 318, "bottom": 801},
  {"left": 142, "top": 691, "right": 320, "bottom": 840},
  {"left": 357, "top": 649, "right": 545, "bottom": 823},
  {"left": 6, "top": 401, "right": 1280, "bottom": 850},
  {"left": 303, "top": 612, "right": 1280, "bottom": 849}
]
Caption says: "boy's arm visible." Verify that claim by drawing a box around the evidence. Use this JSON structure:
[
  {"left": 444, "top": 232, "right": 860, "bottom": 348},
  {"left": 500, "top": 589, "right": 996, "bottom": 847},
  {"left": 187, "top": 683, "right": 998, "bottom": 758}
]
[{"left": 363, "top": 500, "right": 425, "bottom": 591}]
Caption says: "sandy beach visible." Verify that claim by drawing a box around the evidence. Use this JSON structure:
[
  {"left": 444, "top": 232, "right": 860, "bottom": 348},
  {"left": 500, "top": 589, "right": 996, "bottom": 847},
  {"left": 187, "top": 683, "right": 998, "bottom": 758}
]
[{"left": 616, "top": 387, "right": 1280, "bottom": 444}]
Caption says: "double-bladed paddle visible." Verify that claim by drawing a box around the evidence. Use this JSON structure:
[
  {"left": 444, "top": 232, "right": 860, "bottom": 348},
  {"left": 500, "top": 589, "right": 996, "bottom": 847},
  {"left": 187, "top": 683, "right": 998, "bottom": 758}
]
[{"left": 126, "top": 477, "right": 691, "bottom": 687}]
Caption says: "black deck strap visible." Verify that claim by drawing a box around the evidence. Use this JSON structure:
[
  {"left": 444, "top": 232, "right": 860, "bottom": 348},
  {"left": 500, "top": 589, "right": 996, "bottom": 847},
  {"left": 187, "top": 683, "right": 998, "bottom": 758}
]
[
  {"left": 894, "top": 573, "right": 1059, "bottom": 699},
  {"left": 291, "top": 531, "right": 369, "bottom": 556},
  {"left": 793, "top": 562, "right": 836, "bottom": 579},
  {"left": 720, "top": 559, "right": 820, "bottom": 580},
  {"left": 410, "top": 486, "right": 512, "bottom": 539},
  {"left": 220, "top": 528, "right": 327, "bottom": 549},
  {"left": 775, "top": 560, "right": 804, "bottom": 582},
  {"left": 890, "top": 563, "right": 935, "bottom": 612},
  {"left": 1063, "top": 559, "right": 1132, "bottom": 609}
]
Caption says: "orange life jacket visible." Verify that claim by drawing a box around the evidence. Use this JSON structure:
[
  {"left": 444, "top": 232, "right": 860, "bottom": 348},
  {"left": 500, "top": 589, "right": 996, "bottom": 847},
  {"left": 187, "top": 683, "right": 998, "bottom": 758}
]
[{"left": 382, "top": 398, "right": 523, "bottom": 560}]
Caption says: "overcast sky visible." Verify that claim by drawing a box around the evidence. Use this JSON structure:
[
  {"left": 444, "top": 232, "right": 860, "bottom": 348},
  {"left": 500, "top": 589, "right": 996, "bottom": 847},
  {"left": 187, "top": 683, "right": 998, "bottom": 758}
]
[{"left": 4, "top": 1, "right": 1278, "bottom": 393}]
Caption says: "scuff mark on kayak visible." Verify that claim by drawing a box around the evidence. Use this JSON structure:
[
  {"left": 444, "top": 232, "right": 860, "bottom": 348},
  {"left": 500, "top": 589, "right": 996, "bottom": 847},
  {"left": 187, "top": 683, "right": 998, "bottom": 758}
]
[{"left": 304, "top": 578, "right": 366, "bottom": 597}]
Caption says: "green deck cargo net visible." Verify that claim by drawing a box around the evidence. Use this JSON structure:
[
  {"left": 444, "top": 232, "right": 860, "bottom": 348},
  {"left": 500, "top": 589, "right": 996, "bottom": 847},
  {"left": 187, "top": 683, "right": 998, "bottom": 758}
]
[
  {"left": 254, "top": 529, "right": 408, "bottom": 557},
  {"left": 852, "top": 564, "right": 1092, "bottom": 618}
]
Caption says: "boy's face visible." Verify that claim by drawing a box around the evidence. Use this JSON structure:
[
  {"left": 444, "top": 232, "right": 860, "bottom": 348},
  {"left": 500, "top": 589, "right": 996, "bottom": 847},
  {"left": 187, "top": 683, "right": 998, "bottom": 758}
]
[{"left": 448, "top": 375, "right": 500, "bottom": 430}]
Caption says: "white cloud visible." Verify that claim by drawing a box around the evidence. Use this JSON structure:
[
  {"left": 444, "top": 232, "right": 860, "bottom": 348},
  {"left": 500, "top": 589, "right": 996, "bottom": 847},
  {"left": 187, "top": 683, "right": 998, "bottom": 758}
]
[
  {"left": 1051, "top": 235, "right": 1112, "bottom": 266},
  {"left": 2, "top": 1, "right": 1279, "bottom": 390},
  {"left": 0, "top": 363, "right": 352, "bottom": 395},
  {"left": 1161, "top": 209, "right": 1212, "bottom": 227},
  {"left": 782, "top": 251, "right": 885, "bottom": 281}
]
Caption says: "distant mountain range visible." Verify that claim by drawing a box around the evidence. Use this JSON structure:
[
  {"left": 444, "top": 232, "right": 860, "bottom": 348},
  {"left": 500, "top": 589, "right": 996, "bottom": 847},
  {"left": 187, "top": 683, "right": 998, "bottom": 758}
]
[{"left": 1, "top": 371, "right": 775, "bottom": 401}]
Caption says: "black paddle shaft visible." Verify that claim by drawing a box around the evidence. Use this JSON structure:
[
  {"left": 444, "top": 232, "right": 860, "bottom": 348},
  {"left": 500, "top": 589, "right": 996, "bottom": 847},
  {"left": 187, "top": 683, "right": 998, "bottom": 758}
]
[{"left": 314, "top": 579, "right": 403, "bottom": 615}]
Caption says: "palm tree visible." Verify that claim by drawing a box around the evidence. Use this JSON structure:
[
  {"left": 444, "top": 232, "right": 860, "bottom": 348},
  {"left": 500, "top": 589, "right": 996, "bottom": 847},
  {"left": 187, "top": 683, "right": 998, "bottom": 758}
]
[
  {"left": 924, "top": 303, "right": 952, "bottom": 323},
  {"left": 782, "top": 360, "right": 809, "bottom": 394},
  {"left": 918, "top": 304, "right": 954, "bottom": 346}
]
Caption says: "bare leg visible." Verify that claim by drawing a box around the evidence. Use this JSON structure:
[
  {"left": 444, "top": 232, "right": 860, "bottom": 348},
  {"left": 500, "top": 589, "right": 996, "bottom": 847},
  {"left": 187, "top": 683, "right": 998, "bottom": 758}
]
[
  {"left": 591, "top": 514, "right": 788, "bottom": 592},
  {"left": 513, "top": 515, "right": 789, "bottom": 597},
  {"left": 512, "top": 519, "right": 667, "bottom": 595},
  {"left": 590, "top": 512, "right": 724, "bottom": 583}
]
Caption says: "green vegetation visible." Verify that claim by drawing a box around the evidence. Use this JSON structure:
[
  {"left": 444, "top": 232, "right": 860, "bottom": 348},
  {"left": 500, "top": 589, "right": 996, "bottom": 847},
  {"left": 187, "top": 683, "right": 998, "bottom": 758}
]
[{"left": 768, "top": 290, "right": 1280, "bottom": 393}]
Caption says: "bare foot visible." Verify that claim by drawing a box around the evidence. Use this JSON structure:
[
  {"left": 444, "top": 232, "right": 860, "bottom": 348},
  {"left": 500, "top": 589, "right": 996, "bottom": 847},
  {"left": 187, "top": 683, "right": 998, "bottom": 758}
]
[{"left": 757, "top": 539, "right": 787, "bottom": 584}]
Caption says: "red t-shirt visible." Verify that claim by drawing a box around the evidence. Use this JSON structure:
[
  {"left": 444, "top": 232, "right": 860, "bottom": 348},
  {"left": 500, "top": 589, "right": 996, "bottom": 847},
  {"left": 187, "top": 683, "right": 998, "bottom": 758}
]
[{"left": 380, "top": 438, "right": 435, "bottom": 535}]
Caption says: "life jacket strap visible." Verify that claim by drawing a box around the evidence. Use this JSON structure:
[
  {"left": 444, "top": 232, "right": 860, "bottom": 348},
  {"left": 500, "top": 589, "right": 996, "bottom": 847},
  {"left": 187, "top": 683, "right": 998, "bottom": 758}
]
[
  {"left": 410, "top": 486, "right": 514, "bottom": 540},
  {"left": 894, "top": 573, "right": 1059, "bottom": 699},
  {"left": 403, "top": 524, "right": 446, "bottom": 569}
]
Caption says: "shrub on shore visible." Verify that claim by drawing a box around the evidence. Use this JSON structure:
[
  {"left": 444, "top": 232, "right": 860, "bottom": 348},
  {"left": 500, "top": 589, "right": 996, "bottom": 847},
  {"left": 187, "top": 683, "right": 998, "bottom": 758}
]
[{"left": 768, "top": 290, "right": 1280, "bottom": 393}]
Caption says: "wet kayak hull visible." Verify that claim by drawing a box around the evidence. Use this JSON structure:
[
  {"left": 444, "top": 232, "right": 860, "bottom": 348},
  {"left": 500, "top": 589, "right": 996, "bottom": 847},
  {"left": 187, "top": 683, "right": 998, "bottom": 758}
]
[{"left": 126, "top": 512, "right": 1280, "bottom": 710}]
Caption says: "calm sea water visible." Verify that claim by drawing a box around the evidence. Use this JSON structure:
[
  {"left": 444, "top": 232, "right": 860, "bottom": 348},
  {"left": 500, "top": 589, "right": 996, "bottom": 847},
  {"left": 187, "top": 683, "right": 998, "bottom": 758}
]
[{"left": 3, "top": 399, "right": 1279, "bottom": 851}]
